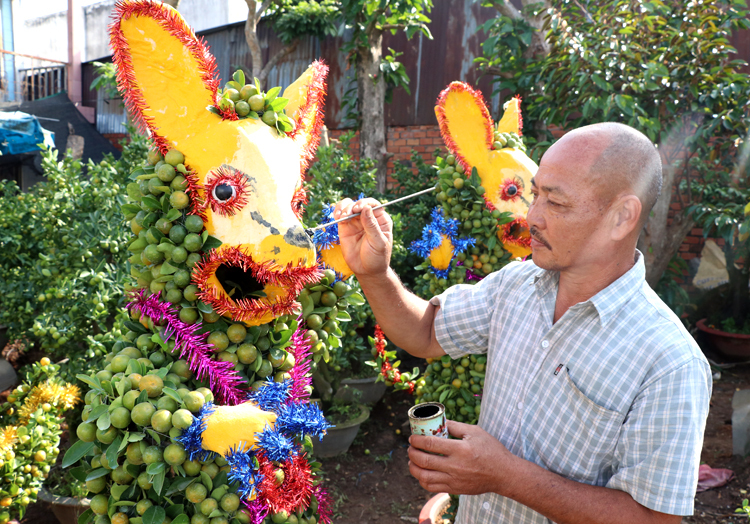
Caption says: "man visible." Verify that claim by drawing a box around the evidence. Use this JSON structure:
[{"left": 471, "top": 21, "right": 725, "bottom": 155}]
[{"left": 333, "top": 123, "right": 711, "bottom": 524}]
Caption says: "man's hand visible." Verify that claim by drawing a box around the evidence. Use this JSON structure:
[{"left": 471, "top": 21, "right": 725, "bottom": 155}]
[
  {"left": 408, "top": 420, "right": 517, "bottom": 496},
  {"left": 334, "top": 197, "right": 393, "bottom": 278}
]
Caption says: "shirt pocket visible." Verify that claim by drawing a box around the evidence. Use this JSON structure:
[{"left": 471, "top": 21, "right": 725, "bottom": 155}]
[{"left": 522, "top": 367, "right": 624, "bottom": 485}]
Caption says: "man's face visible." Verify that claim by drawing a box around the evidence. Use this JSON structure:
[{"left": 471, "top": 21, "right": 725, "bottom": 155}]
[{"left": 526, "top": 134, "right": 612, "bottom": 272}]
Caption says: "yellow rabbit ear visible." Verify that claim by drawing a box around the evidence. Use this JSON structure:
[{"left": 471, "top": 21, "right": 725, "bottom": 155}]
[
  {"left": 283, "top": 61, "right": 329, "bottom": 174},
  {"left": 495, "top": 96, "right": 523, "bottom": 135},
  {"left": 434, "top": 82, "right": 494, "bottom": 171},
  {"left": 110, "top": 0, "right": 220, "bottom": 150}
]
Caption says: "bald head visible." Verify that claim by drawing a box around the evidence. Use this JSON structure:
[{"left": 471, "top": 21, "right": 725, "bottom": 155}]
[{"left": 560, "top": 123, "right": 662, "bottom": 227}]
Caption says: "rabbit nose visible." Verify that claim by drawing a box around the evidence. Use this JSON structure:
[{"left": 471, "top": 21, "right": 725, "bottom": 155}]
[{"left": 284, "top": 225, "right": 315, "bottom": 251}]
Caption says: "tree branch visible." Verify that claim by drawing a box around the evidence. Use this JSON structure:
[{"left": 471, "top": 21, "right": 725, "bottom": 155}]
[
  {"left": 492, "top": 1, "right": 522, "bottom": 20},
  {"left": 259, "top": 40, "right": 299, "bottom": 86},
  {"left": 483, "top": 66, "right": 514, "bottom": 78}
]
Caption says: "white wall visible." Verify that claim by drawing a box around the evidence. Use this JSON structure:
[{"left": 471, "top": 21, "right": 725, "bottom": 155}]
[{"left": 13, "top": 0, "right": 249, "bottom": 63}]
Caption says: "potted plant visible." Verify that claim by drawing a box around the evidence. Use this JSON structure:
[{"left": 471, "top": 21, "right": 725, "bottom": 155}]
[
  {"left": 38, "top": 466, "right": 90, "bottom": 524},
  {"left": 688, "top": 183, "right": 750, "bottom": 359},
  {"left": 311, "top": 395, "right": 370, "bottom": 458}
]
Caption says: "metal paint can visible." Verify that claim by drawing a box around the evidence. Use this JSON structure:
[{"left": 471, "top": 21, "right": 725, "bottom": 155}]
[{"left": 408, "top": 402, "right": 448, "bottom": 438}]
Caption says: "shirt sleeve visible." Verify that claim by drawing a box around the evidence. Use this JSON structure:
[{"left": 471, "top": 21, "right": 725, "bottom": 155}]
[
  {"left": 605, "top": 356, "right": 712, "bottom": 516},
  {"left": 429, "top": 266, "right": 510, "bottom": 359}
]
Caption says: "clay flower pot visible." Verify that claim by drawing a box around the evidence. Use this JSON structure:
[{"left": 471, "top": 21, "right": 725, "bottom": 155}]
[
  {"left": 697, "top": 318, "right": 750, "bottom": 361},
  {"left": 312, "top": 404, "right": 370, "bottom": 458},
  {"left": 336, "top": 375, "right": 387, "bottom": 405},
  {"left": 37, "top": 489, "right": 90, "bottom": 524},
  {"left": 419, "top": 492, "right": 451, "bottom": 524}
]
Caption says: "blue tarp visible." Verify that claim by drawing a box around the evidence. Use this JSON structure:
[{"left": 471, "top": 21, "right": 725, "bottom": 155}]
[{"left": 0, "top": 111, "right": 55, "bottom": 155}]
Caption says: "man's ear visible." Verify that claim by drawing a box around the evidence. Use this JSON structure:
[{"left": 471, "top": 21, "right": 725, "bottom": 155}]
[{"left": 611, "top": 194, "right": 642, "bottom": 241}]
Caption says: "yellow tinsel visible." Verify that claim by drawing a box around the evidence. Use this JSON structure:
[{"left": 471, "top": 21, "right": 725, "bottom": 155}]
[
  {"left": 0, "top": 425, "right": 18, "bottom": 452},
  {"left": 18, "top": 381, "right": 81, "bottom": 423}
]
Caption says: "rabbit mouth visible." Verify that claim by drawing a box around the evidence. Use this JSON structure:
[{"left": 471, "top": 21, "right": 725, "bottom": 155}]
[{"left": 191, "top": 245, "right": 321, "bottom": 325}]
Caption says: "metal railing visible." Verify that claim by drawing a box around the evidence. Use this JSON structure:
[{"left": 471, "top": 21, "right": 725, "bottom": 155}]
[{"left": 0, "top": 49, "right": 68, "bottom": 104}]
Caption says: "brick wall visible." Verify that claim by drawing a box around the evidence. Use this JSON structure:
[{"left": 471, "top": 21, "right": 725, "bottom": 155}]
[{"left": 326, "top": 124, "right": 714, "bottom": 278}]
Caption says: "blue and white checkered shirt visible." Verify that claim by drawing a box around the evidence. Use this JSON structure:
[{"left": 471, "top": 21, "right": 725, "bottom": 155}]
[{"left": 430, "top": 251, "right": 711, "bottom": 522}]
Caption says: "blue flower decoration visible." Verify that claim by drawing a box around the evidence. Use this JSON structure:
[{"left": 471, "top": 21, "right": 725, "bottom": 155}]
[{"left": 409, "top": 207, "right": 476, "bottom": 279}]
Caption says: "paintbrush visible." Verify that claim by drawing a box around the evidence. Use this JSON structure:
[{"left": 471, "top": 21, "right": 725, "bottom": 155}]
[{"left": 304, "top": 185, "right": 437, "bottom": 237}]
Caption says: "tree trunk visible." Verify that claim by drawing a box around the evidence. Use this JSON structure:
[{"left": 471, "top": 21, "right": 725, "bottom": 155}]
[
  {"left": 357, "top": 29, "right": 388, "bottom": 193},
  {"left": 725, "top": 243, "right": 750, "bottom": 325},
  {"left": 637, "top": 158, "right": 694, "bottom": 288},
  {"left": 244, "top": 0, "right": 263, "bottom": 80}
]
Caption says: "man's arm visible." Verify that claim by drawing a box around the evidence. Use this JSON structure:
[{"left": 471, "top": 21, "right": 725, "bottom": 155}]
[
  {"left": 334, "top": 198, "right": 446, "bottom": 359},
  {"left": 408, "top": 421, "right": 681, "bottom": 524}
]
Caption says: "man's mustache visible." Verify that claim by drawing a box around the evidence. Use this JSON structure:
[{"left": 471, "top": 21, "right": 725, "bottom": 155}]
[{"left": 530, "top": 226, "right": 551, "bottom": 250}]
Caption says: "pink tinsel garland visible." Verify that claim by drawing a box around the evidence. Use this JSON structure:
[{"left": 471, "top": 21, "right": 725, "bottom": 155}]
[
  {"left": 126, "top": 289, "right": 246, "bottom": 405},
  {"left": 287, "top": 322, "right": 312, "bottom": 403}
]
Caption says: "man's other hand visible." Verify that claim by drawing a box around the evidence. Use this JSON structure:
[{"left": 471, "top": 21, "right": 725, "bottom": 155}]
[
  {"left": 408, "top": 420, "right": 516, "bottom": 496},
  {"left": 334, "top": 197, "right": 393, "bottom": 278}
]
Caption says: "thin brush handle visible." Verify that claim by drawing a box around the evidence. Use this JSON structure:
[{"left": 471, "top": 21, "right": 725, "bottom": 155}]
[{"left": 305, "top": 186, "right": 437, "bottom": 234}]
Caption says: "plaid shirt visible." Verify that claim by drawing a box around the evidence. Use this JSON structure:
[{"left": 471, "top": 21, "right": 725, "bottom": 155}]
[{"left": 430, "top": 252, "right": 711, "bottom": 522}]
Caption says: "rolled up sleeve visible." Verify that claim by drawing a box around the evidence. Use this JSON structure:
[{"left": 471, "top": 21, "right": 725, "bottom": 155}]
[{"left": 429, "top": 268, "right": 509, "bottom": 359}]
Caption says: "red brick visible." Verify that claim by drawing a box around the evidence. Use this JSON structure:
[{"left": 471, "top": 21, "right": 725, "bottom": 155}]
[
  {"left": 679, "top": 244, "right": 689, "bottom": 252},
  {"left": 684, "top": 236, "right": 699, "bottom": 244},
  {"left": 427, "top": 130, "right": 441, "bottom": 138},
  {"left": 393, "top": 139, "right": 406, "bottom": 146},
  {"left": 406, "top": 139, "right": 420, "bottom": 146},
  {"left": 413, "top": 131, "right": 427, "bottom": 138},
  {"left": 398, "top": 146, "right": 412, "bottom": 153},
  {"left": 690, "top": 228, "right": 703, "bottom": 236},
  {"left": 682, "top": 253, "right": 697, "bottom": 260}
]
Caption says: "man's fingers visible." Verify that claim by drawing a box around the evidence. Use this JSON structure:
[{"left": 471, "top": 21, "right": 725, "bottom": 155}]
[
  {"left": 333, "top": 198, "right": 354, "bottom": 219},
  {"left": 408, "top": 461, "right": 454, "bottom": 494},
  {"left": 409, "top": 434, "right": 457, "bottom": 457},
  {"left": 351, "top": 197, "right": 381, "bottom": 213},
  {"left": 446, "top": 419, "right": 474, "bottom": 439},
  {"left": 361, "top": 207, "right": 388, "bottom": 246}
]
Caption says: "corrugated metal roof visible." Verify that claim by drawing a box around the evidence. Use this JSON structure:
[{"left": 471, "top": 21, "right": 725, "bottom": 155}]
[{"left": 82, "top": 0, "right": 504, "bottom": 131}]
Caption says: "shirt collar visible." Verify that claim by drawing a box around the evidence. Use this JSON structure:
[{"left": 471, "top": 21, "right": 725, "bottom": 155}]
[{"left": 533, "top": 250, "right": 645, "bottom": 326}]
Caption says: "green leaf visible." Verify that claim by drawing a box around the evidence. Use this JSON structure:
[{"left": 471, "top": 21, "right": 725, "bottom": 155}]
[
  {"left": 153, "top": 469, "right": 166, "bottom": 496},
  {"left": 77, "top": 374, "right": 103, "bottom": 391},
  {"left": 143, "top": 505, "right": 166, "bottom": 524},
  {"left": 85, "top": 468, "right": 110, "bottom": 481},
  {"left": 88, "top": 404, "right": 109, "bottom": 423},
  {"left": 270, "top": 98, "right": 289, "bottom": 112},
  {"left": 165, "top": 208, "right": 182, "bottom": 222},
  {"left": 97, "top": 411, "right": 111, "bottom": 431},
  {"left": 146, "top": 429, "right": 161, "bottom": 445},
  {"left": 233, "top": 70, "right": 246, "bottom": 86},
  {"left": 147, "top": 462, "right": 166, "bottom": 476},
  {"left": 264, "top": 86, "right": 281, "bottom": 103},
  {"left": 128, "top": 432, "right": 145, "bottom": 442},
  {"left": 166, "top": 507, "right": 185, "bottom": 520},
  {"left": 106, "top": 435, "right": 123, "bottom": 466},
  {"left": 78, "top": 508, "right": 94, "bottom": 524},
  {"left": 166, "top": 478, "right": 195, "bottom": 496},
  {"left": 197, "top": 301, "right": 214, "bottom": 314},
  {"left": 347, "top": 293, "right": 365, "bottom": 306},
  {"left": 141, "top": 195, "right": 161, "bottom": 211},
  {"left": 63, "top": 441, "right": 95, "bottom": 468},
  {"left": 200, "top": 471, "right": 213, "bottom": 493},
  {"left": 162, "top": 387, "right": 183, "bottom": 405},
  {"left": 202, "top": 235, "right": 223, "bottom": 252},
  {"left": 160, "top": 261, "right": 179, "bottom": 275}
]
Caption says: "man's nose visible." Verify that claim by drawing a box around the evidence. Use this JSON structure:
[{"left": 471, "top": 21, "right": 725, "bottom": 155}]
[{"left": 526, "top": 199, "right": 542, "bottom": 230}]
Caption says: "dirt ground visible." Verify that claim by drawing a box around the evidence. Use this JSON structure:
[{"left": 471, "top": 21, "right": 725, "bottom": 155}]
[{"left": 17, "top": 352, "right": 750, "bottom": 524}]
